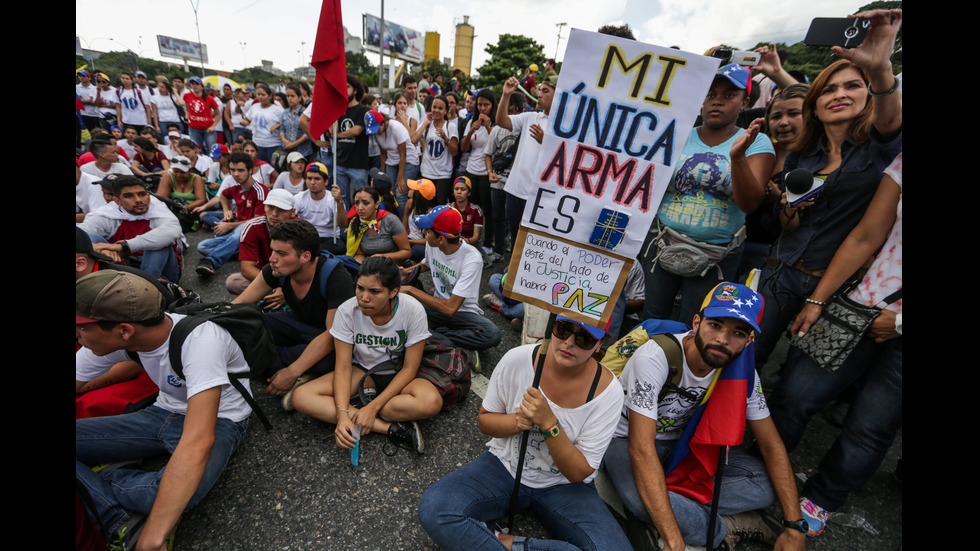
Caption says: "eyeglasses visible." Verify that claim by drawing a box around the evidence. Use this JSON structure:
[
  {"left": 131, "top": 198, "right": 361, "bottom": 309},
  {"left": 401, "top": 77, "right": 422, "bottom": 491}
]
[{"left": 552, "top": 320, "right": 600, "bottom": 349}]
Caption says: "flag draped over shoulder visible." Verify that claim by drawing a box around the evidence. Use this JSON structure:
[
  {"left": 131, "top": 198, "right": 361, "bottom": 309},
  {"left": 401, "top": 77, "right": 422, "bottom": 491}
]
[
  {"left": 663, "top": 342, "right": 755, "bottom": 504},
  {"left": 310, "top": 0, "right": 348, "bottom": 140}
]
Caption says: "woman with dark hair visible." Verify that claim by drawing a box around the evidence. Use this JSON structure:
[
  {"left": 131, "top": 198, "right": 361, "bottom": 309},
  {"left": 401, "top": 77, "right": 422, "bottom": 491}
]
[
  {"left": 291, "top": 256, "right": 438, "bottom": 455},
  {"left": 130, "top": 137, "right": 171, "bottom": 176},
  {"left": 414, "top": 95, "right": 459, "bottom": 202},
  {"left": 151, "top": 80, "right": 184, "bottom": 137},
  {"left": 157, "top": 157, "right": 207, "bottom": 213},
  {"left": 243, "top": 140, "right": 279, "bottom": 188},
  {"left": 750, "top": 9, "right": 902, "bottom": 368},
  {"left": 391, "top": 91, "right": 422, "bottom": 207},
  {"left": 403, "top": 179, "right": 439, "bottom": 262},
  {"left": 280, "top": 83, "right": 312, "bottom": 158},
  {"left": 240, "top": 83, "right": 285, "bottom": 163},
  {"left": 361, "top": 94, "right": 382, "bottom": 170},
  {"left": 346, "top": 186, "right": 411, "bottom": 263},
  {"left": 460, "top": 88, "right": 497, "bottom": 257}
]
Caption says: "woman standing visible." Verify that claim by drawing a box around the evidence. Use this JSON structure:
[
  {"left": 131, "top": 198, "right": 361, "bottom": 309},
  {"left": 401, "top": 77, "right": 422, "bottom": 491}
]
[
  {"left": 459, "top": 89, "right": 497, "bottom": 254},
  {"left": 292, "top": 256, "right": 438, "bottom": 454},
  {"left": 280, "top": 83, "right": 313, "bottom": 159},
  {"left": 414, "top": 95, "right": 459, "bottom": 203},
  {"left": 391, "top": 92, "right": 422, "bottom": 208},
  {"left": 750, "top": 9, "right": 902, "bottom": 367},
  {"left": 241, "top": 84, "right": 285, "bottom": 163},
  {"left": 151, "top": 81, "right": 184, "bottom": 137}
]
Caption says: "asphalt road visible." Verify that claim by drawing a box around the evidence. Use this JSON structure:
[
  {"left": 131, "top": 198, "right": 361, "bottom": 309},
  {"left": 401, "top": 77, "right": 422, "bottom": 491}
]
[{"left": 165, "top": 229, "right": 901, "bottom": 550}]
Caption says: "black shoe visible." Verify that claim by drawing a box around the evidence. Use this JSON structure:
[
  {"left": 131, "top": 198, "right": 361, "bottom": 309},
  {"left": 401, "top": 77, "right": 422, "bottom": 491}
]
[
  {"left": 386, "top": 421, "right": 424, "bottom": 455},
  {"left": 196, "top": 258, "right": 215, "bottom": 277},
  {"left": 625, "top": 515, "right": 660, "bottom": 551}
]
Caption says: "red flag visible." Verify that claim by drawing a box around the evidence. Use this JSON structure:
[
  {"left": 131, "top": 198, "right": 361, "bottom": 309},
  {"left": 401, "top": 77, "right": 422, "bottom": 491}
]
[{"left": 310, "top": 0, "right": 348, "bottom": 140}]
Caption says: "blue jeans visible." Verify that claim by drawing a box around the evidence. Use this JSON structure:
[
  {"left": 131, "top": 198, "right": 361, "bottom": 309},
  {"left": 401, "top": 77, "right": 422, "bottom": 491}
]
[
  {"left": 256, "top": 145, "right": 278, "bottom": 164},
  {"left": 76, "top": 406, "right": 248, "bottom": 536},
  {"left": 424, "top": 305, "right": 502, "bottom": 351},
  {"left": 419, "top": 451, "right": 631, "bottom": 551},
  {"left": 264, "top": 311, "right": 336, "bottom": 377},
  {"left": 197, "top": 224, "right": 244, "bottom": 270},
  {"left": 335, "top": 166, "right": 369, "bottom": 209},
  {"left": 603, "top": 437, "right": 776, "bottom": 548},
  {"left": 753, "top": 263, "right": 827, "bottom": 369},
  {"left": 385, "top": 163, "right": 420, "bottom": 217},
  {"left": 769, "top": 337, "right": 902, "bottom": 512},
  {"left": 188, "top": 127, "right": 216, "bottom": 152},
  {"left": 640, "top": 228, "right": 744, "bottom": 324},
  {"left": 490, "top": 273, "right": 523, "bottom": 319},
  {"left": 88, "top": 233, "right": 180, "bottom": 283}
]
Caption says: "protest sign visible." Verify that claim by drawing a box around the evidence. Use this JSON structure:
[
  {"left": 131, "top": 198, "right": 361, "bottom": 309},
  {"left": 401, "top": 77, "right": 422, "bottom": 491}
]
[{"left": 505, "top": 28, "right": 720, "bottom": 325}]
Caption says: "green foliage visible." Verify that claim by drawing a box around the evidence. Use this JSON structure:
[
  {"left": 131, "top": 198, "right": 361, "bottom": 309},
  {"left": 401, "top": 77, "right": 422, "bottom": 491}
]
[
  {"left": 475, "top": 34, "right": 546, "bottom": 96},
  {"left": 76, "top": 52, "right": 187, "bottom": 84},
  {"left": 229, "top": 66, "right": 281, "bottom": 86},
  {"left": 346, "top": 51, "right": 378, "bottom": 88}
]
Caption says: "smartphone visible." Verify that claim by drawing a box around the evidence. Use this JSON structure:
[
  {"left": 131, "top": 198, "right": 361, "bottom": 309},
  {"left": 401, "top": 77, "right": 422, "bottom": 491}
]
[{"left": 805, "top": 17, "right": 871, "bottom": 49}]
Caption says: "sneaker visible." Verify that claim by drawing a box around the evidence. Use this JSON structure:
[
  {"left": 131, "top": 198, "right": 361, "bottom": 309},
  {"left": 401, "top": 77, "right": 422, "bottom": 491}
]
[
  {"left": 482, "top": 293, "right": 504, "bottom": 314},
  {"left": 387, "top": 421, "right": 424, "bottom": 454},
  {"left": 800, "top": 497, "right": 831, "bottom": 537},
  {"left": 108, "top": 514, "right": 147, "bottom": 551},
  {"left": 625, "top": 516, "right": 660, "bottom": 551},
  {"left": 466, "top": 349, "right": 481, "bottom": 374},
  {"left": 488, "top": 251, "right": 503, "bottom": 263},
  {"left": 722, "top": 511, "right": 780, "bottom": 548},
  {"left": 481, "top": 246, "right": 493, "bottom": 255},
  {"left": 281, "top": 374, "right": 313, "bottom": 411},
  {"left": 511, "top": 317, "right": 523, "bottom": 333},
  {"left": 196, "top": 258, "right": 215, "bottom": 277}
]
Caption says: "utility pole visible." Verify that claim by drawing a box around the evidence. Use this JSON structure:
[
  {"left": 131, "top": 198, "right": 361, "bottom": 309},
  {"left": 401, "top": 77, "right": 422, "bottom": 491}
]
[
  {"left": 555, "top": 22, "right": 567, "bottom": 59},
  {"left": 190, "top": 0, "right": 205, "bottom": 78}
]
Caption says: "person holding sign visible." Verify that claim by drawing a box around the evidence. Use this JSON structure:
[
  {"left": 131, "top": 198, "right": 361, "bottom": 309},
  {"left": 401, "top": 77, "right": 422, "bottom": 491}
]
[
  {"left": 641, "top": 64, "right": 775, "bottom": 325},
  {"left": 603, "top": 283, "right": 806, "bottom": 551},
  {"left": 418, "top": 316, "right": 629, "bottom": 550},
  {"left": 399, "top": 205, "right": 501, "bottom": 353}
]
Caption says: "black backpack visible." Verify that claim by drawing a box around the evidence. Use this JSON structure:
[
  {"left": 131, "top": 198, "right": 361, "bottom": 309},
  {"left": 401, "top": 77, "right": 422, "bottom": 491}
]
[
  {"left": 168, "top": 302, "right": 277, "bottom": 429},
  {"left": 491, "top": 131, "right": 521, "bottom": 177}
]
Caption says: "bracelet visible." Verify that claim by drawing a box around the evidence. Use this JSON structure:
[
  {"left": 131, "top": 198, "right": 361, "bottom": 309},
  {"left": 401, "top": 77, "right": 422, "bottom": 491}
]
[
  {"left": 868, "top": 77, "right": 900, "bottom": 97},
  {"left": 805, "top": 298, "right": 826, "bottom": 306},
  {"left": 337, "top": 408, "right": 349, "bottom": 414}
]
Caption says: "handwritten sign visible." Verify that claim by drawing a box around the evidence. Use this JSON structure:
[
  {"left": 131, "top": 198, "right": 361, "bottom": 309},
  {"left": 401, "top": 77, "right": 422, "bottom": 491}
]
[
  {"left": 507, "top": 29, "right": 719, "bottom": 326},
  {"left": 504, "top": 227, "right": 632, "bottom": 327}
]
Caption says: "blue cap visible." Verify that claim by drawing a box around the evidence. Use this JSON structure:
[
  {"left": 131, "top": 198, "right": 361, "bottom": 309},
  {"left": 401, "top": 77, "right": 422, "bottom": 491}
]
[
  {"left": 556, "top": 314, "right": 606, "bottom": 339},
  {"left": 364, "top": 109, "right": 384, "bottom": 135},
  {"left": 413, "top": 205, "right": 461, "bottom": 238},
  {"left": 715, "top": 63, "right": 752, "bottom": 91},
  {"left": 699, "top": 282, "right": 764, "bottom": 333}
]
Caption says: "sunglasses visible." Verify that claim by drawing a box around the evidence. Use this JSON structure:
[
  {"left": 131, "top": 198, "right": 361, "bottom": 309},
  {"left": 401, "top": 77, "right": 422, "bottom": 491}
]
[{"left": 552, "top": 320, "right": 600, "bottom": 349}]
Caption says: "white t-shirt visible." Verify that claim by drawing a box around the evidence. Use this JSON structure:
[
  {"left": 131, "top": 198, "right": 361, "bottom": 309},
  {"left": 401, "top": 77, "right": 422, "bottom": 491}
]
[
  {"left": 152, "top": 93, "right": 181, "bottom": 123},
  {"left": 75, "top": 313, "right": 253, "bottom": 422},
  {"left": 330, "top": 294, "right": 431, "bottom": 371},
  {"left": 273, "top": 172, "right": 306, "bottom": 195},
  {"left": 77, "top": 82, "right": 100, "bottom": 116},
  {"left": 230, "top": 99, "right": 254, "bottom": 129},
  {"left": 504, "top": 111, "right": 549, "bottom": 199},
  {"left": 81, "top": 161, "right": 133, "bottom": 179},
  {"left": 483, "top": 344, "right": 624, "bottom": 488},
  {"left": 75, "top": 172, "right": 107, "bottom": 213},
  {"left": 376, "top": 120, "right": 411, "bottom": 166},
  {"left": 245, "top": 102, "right": 285, "bottom": 148},
  {"left": 117, "top": 87, "right": 149, "bottom": 126},
  {"left": 613, "top": 334, "right": 770, "bottom": 440},
  {"left": 294, "top": 190, "right": 342, "bottom": 238},
  {"left": 849, "top": 153, "right": 902, "bottom": 315},
  {"left": 117, "top": 139, "right": 137, "bottom": 160},
  {"left": 463, "top": 120, "right": 491, "bottom": 175},
  {"left": 98, "top": 86, "right": 118, "bottom": 118},
  {"left": 419, "top": 119, "right": 458, "bottom": 179},
  {"left": 423, "top": 242, "right": 484, "bottom": 315}
]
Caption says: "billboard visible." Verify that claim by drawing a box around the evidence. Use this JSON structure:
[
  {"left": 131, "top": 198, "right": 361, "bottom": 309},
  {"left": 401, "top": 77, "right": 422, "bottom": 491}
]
[
  {"left": 157, "top": 35, "right": 209, "bottom": 63},
  {"left": 362, "top": 14, "right": 424, "bottom": 63}
]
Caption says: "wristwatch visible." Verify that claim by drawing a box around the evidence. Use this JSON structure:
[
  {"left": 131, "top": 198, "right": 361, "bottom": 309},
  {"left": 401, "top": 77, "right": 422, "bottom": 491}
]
[
  {"left": 783, "top": 519, "right": 809, "bottom": 534},
  {"left": 538, "top": 420, "right": 561, "bottom": 438}
]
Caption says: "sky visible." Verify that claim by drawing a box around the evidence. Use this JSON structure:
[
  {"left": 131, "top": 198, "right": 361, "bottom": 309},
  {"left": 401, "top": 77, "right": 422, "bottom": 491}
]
[{"left": 76, "top": 0, "right": 861, "bottom": 77}]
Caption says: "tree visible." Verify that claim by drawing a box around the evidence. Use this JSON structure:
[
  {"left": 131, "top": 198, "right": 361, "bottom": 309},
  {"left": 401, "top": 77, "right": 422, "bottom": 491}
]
[
  {"left": 346, "top": 50, "right": 378, "bottom": 88},
  {"left": 476, "top": 34, "right": 545, "bottom": 96}
]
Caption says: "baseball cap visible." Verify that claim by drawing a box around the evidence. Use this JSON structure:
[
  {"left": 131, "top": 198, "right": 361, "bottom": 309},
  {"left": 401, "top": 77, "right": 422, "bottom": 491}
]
[
  {"left": 407, "top": 178, "right": 436, "bottom": 200},
  {"left": 413, "top": 204, "right": 462, "bottom": 238},
  {"left": 306, "top": 162, "right": 329, "bottom": 179},
  {"left": 187, "top": 76, "right": 203, "bottom": 85},
  {"left": 529, "top": 63, "right": 539, "bottom": 73},
  {"left": 95, "top": 72, "right": 110, "bottom": 82},
  {"left": 453, "top": 176, "right": 472, "bottom": 190},
  {"left": 540, "top": 75, "right": 559, "bottom": 89},
  {"left": 171, "top": 155, "right": 192, "bottom": 172},
  {"left": 715, "top": 63, "right": 752, "bottom": 93},
  {"left": 76, "top": 270, "right": 165, "bottom": 324},
  {"left": 369, "top": 167, "right": 392, "bottom": 195},
  {"left": 75, "top": 227, "right": 113, "bottom": 263},
  {"left": 209, "top": 143, "right": 229, "bottom": 159},
  {"left": 264, "top": 188, "right": 296, "bottom": 211},
  {"left": 77, "top": 69, "right": 91, "bottom": 77},
  {"left": 285, "top": 151, "right": 307, "bottom": 164},
  {"left": 699, "top": 282, "right": 764, "bottom": 333},
  {"left": 556, "top": 314, "right": 606, "bottom": 340},
  {"left": 135, "top": 70, "right": 147, "bottom": 78},
  {"left": 364, "top": 110, "right": 384, "bottom": 135}
]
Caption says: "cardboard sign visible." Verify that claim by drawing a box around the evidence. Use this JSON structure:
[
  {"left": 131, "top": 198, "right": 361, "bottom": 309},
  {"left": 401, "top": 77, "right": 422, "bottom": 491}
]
[
  {"left": 504, "top": 227, "right": 633, "bottom": 328},
  {"left": 508, "top": 29, "right": 720, "bottom": 325}
]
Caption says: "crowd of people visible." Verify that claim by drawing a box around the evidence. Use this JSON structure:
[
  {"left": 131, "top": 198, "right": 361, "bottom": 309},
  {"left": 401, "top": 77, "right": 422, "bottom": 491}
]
[{"left": 76, "top": 9, "right": 901, "bottom": 551}]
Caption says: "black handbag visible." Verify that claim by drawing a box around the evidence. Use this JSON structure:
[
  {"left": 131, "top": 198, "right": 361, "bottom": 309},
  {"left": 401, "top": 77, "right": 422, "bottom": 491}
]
[{"left": 791, "top": 288, "right": 902, "bottom": 372}]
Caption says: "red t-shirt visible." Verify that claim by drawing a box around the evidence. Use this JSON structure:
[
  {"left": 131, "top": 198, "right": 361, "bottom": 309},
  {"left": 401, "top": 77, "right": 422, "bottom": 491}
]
[
  {"left": 456, "top": 202, "right": 484, "bottom": 240},
  {"left": 183, "top": 92, "right": 219, "bottom": 130},
  {"left": 238, "top": 217, "right": 272, "bottom": 267},
  {"left": 222, "top": 181, "right": 267, "bottom": 221}
]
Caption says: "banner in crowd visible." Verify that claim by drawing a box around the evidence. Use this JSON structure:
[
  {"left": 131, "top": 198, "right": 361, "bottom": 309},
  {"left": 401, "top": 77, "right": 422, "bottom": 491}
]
[
  {"left": 157, "top": 35, "right": 209, "bottom": 62},
  {"left": 506, "top": 28, "right": 720, "bottom": 326}
]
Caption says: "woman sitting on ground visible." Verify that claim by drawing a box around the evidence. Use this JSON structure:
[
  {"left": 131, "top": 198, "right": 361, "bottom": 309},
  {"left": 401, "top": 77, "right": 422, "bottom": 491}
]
[
  {"left": 346, "top": 186, "right": 411, "bottom": 264},
  {"left": 291, "top": 256, "right": 441, "bottom": 454}
]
